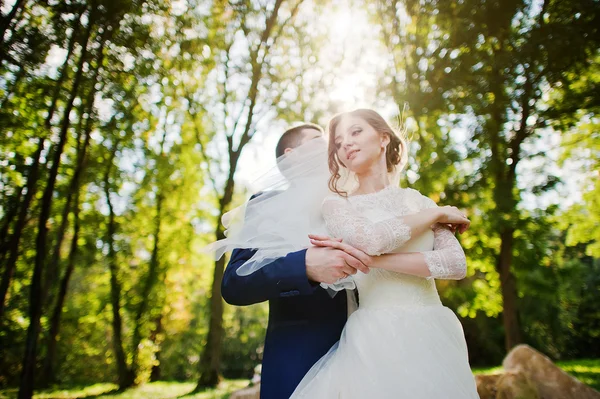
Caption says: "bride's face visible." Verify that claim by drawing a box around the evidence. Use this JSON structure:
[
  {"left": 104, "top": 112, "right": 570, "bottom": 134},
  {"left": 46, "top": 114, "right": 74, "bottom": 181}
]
[{"left": 333, "top": 115, "right": 390, "bottom": 174}]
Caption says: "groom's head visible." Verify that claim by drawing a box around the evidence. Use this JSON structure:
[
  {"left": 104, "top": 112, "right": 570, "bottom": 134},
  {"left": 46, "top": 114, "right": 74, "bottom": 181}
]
[{"left": 275, "top": 123, "right": 324, "bottom": 159}]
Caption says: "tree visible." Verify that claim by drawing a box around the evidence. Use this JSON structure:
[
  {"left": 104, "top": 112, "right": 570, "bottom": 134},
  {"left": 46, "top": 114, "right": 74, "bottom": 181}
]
[
  {"left": 433, "top": 0, "right": 600, "bottom": 351},
  {"left": 183, "top": 0, "right": 312, "bottom": 388}
]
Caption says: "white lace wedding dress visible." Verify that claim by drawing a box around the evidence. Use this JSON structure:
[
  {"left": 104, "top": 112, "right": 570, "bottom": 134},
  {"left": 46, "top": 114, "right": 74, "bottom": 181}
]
[{"left": 290, "top": 185, "right": 480, "bottom": 398}]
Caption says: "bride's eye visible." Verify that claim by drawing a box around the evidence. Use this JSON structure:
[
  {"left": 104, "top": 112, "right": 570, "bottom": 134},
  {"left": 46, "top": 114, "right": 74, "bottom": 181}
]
[{"left": 352, "top": 129, "right": 362, "bottom": 136}]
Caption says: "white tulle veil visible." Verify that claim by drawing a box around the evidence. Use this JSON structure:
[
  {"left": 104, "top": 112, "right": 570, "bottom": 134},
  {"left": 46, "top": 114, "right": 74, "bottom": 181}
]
[{"left": 203, "top": 136, "right": 402, "bottom": 292}]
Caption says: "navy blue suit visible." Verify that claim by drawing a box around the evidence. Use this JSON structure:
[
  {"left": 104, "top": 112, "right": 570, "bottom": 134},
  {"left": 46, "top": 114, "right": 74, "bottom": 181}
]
[{"left": 222, "top": 246, "right": 348, "bottom": 399}]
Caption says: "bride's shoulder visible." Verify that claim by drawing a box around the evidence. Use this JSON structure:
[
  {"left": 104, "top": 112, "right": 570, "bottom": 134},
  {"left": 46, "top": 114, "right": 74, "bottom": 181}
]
[{"left": 399, "top": 187, "right": 438, "bottom": 209}]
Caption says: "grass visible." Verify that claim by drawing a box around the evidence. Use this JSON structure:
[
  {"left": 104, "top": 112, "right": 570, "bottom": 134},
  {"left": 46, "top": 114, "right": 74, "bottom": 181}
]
[
  {"left": 557, "top": 359, "right": 600, "bottom": 391},
  {"left": 1, "top": 359, "right": 598, "bottom": 398},
  {"left": 0, "top": 380, "right": 249, "bottom": 399},
  {"left": 472, "top": 358, "right": 600, "bottom": 391}
]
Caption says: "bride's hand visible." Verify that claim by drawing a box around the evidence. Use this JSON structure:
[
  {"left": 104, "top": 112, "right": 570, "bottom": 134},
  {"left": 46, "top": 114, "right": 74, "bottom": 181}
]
[
  {"left": 308, "top": 234, "right": 373, "bottom": 269},
  {"left": 435, "top": 206, "right": 470, "bottom": 233}
]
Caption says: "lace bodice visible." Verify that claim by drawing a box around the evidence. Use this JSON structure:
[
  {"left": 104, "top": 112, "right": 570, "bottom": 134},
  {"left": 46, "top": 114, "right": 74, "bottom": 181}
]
[{"left": 322, "top": 186, "right": 467, "bottom": 308}]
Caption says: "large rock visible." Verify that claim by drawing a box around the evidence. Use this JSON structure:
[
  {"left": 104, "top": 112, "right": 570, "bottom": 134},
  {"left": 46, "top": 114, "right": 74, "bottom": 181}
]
[
  {"left": 496, "top": 370, "right": 539, "bottom": 399},
  {"left": 476, "top": 371, "right": 539, "bottom": 399},
  {"left": 476, "top": 373, "right": 502, "bottom": 399},
  {"left": 229, "top": 383, "right": 260, "bottom": 399},
  {"left": 503, "top": 344, "right": 600, "bottom": 399}
]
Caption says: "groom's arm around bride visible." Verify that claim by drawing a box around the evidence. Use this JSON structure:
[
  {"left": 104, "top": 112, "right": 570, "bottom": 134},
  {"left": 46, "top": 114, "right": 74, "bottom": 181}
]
[{"left": 222, "top": 243, "right": 368, "bottom": 305}]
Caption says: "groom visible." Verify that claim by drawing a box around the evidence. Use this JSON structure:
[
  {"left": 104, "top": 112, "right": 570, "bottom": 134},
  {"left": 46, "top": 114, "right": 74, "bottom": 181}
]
[{"left": 221, "top": 124, "right": 369, "bottom": 399}]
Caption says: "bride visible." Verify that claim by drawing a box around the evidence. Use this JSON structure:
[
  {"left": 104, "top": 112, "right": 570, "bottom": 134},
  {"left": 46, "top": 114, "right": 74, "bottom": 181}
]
[{"left": 289, "top": 109, "right": 479, "bottom": 398}]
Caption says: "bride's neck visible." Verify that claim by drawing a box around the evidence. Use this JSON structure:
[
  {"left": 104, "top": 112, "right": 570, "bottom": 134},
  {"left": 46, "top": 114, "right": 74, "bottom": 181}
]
[{"left": 353, "top": 159, "right": 390, "bottom": 195}]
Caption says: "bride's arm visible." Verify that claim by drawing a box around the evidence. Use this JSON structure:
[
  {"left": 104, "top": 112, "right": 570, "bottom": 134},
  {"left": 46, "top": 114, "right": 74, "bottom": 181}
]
[
  {"left": 368, "top": 192, "right": 467, "bottom": 279},
  {"left": 322, "top": 198, "right": 444, "bottom": 256},
  {"left": 322, "top": 197, "right": 468, "bottom": 256},
  {"left": 317, "top": 193, "right": 468, "bottom": 279},
  {"left": 309, "top": 223, "right": 467, "bottom": 280},
  {"left": 369, "top": 224, "right": 467, "bottom": 279}
]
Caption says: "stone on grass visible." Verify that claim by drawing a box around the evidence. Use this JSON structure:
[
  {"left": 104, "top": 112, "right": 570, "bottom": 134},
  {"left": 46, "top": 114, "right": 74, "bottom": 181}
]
[
  {"left": 503, "top": 344, "right": 600, "bottom": 399},
  {"left": 496, "top": 370, "right": 538, "bottom": 399},
  {"left": 475, "top": 373, "right": 502, "bottom": 399}
]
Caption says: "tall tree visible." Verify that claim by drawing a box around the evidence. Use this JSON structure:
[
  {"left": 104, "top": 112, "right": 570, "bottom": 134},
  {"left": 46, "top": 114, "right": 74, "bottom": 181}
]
[
  {"left": 102, "top": 139, "right": 131, "bottom": 388},
  {"left": 18, "top": 2, "right": 97, "bottom": 394},
  {"left": 374, "top": 0, "right": 463, "bottom": 196},
  {"left": 0, "top": 3, "right": 84, "bottom": 319},
  {"left": 435, "top": 0, "right": 600, "bottom": 350},
  {"left": 184, "top": 0, "right": 309, "bottom": 388},
  {"left": 38, "top": 74, "right": 97, "bottom": 386}
]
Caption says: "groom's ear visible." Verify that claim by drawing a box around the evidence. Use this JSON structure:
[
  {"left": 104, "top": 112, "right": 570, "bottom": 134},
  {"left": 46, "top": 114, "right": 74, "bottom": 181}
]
[{"left": 284, "top": 147, "right": 294, "bottom": 155}]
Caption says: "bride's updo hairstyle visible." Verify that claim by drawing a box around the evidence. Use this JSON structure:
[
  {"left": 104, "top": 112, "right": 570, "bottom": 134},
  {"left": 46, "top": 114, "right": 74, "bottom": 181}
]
[{"left": 327, "top": 109, "right": 408, "bottom": 197}]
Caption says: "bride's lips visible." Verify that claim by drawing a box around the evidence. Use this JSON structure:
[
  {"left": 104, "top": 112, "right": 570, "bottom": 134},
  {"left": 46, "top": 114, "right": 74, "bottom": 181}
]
[{"left": 346, "top": 149, "right": 359, "bottom": 160}]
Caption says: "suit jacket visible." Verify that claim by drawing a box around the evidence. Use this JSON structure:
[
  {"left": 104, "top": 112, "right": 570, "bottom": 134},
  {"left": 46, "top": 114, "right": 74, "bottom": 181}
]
[{"left": 221, "top": 246, "right": 348, "bottom": 399}]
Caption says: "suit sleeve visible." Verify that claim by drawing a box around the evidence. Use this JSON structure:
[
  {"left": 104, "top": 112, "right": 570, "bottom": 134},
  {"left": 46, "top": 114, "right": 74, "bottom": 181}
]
[{"left": 221, "top": 248, "right": 318, "bottom": 306}]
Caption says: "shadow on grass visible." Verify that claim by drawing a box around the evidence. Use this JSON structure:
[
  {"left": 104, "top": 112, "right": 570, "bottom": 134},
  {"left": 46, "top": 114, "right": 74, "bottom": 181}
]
[
  {"left": 176, "top": 381, "right": 247, "bottom": 399},
  {"left": 0, "top": 383, "right": 118, "bottom": 399},
  {"left": 80, "top": 387, "right": 122, "bottom": 398}
]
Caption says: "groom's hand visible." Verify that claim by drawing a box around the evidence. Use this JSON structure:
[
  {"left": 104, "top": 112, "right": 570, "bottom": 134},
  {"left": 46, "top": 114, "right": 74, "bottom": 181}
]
[
  {"left": 305, "top": 240, "right": 370, "bottom": 284},
  {"left": 309, "top": 234, "right": 374, "bottom": 265}
]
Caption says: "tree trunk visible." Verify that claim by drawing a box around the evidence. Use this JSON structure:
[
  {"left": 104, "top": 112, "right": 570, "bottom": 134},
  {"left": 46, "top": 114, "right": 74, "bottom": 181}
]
[
  {"left": 38, "top": 81, "right": 97, "bottom": 386},
  {"left": 42, "top": 183, "right": 75, "bottom": 303},
  {"left": 0, "top": 185, "right": 23, "bottom": 259},
  {"left": 495, "top": 73, "right": 535, "bottom": 353},
  {"left": 194, "top": 1, "right": 287, "bottom": 389},
  {"left": 497, "top": 228, "right": 522, "bottom": 351},
  {"left": 149, "top": 316, "right": 163, "bottom": 382},
  {"left": 39, "top": 186, "right": 81, "bottom": 387},
  {"left": 493, "top": 175, "right": 523, "bottom": 353},
  {"left": 129, "top": 192, "right": 163, "bottom": 387},
  {"left": 0, "top": 137, "right": 44, "bottom": 320},
  {"left": 43, "top": 31, "right": 104, "bottom": 312},
  {"left": 126, "top": 125, "right": 168, "bottom": 386},
  {"left": 195, "top": 181, "right": 234, "bottom": 389},
  {"left": 0, "top": 4, "right": 82, "bottom": 320},
  {"left": 18, "top": 5, "right": 95, "bottom": 396},
  {"left": 196, "top": 240, "right": 226, "bottom": 388},
  {"left": 104, "top": 141, "right": 132, "bottom": 389},
  {"left": 196, "top": 156, "right": 240, "bottom": 390}
]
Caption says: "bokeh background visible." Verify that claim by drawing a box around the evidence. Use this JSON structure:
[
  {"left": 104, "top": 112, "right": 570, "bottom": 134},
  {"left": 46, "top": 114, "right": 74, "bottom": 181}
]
[{"left": 0, "top": 0, "right": 599, "bottom": 397}]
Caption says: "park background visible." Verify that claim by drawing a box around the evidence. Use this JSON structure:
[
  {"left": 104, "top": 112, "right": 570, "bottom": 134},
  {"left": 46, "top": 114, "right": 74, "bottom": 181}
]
[{"left": 0, "top": 0, "right": 599, "bottom": 397}]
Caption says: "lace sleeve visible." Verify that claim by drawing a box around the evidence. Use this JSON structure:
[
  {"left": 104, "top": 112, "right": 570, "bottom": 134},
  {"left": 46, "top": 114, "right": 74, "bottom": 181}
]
[
  {"left": 321, "top": 198, "right": 411, "bottom": 256},
  {"left": 422, "top": 225, "right": 467, "bottom": 280},
  {"left": 418, "top": 194, "right": 467, "bottom": 280}
]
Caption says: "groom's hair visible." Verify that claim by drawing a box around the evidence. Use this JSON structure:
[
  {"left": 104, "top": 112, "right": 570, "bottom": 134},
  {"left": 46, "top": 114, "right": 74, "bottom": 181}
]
[{"left": 275, "top": 123, "right": 324, "bottom": 158}]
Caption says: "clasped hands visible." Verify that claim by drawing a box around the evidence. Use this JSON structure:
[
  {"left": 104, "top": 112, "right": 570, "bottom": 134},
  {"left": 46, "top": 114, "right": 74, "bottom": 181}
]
[{"left": 305, "top": 206, "right": 470, "bottom": 285}]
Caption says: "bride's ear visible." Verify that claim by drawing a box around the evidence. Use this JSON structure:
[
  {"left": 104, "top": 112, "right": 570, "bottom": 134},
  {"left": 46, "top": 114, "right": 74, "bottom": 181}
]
[{"left": 380, "top": 133, "right": 391, "bottom": 148}]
